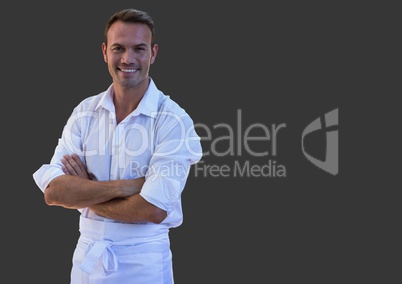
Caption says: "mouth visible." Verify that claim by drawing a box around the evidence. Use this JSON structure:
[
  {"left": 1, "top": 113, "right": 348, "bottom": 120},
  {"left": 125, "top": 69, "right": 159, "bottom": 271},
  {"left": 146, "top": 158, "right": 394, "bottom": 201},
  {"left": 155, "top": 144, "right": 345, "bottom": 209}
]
[{"left": 118, "top": 68, "right": 139, "bottom": 73}]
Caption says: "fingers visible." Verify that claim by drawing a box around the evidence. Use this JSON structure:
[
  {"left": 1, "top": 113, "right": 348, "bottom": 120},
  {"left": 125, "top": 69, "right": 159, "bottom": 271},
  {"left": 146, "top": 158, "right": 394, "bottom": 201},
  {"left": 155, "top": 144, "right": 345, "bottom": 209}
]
[
  {"left": 71, "top": 153, "right": 85, "bottom": 171},
  {"left": 62, "top": 155, "right": 77, "bottom": 175},
  {"left": 62, "top": 165, "right": 71, "bottom": 175},
  {"left": 62, "top": 154, "right": 90, "bottom": 179}
]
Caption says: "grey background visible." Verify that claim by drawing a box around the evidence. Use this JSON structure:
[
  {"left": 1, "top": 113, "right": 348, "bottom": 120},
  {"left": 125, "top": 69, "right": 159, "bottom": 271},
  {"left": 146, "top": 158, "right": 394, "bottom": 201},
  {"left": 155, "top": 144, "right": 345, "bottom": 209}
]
[{"left": 4, "top": 1, "right": 398, "bottom": 283}]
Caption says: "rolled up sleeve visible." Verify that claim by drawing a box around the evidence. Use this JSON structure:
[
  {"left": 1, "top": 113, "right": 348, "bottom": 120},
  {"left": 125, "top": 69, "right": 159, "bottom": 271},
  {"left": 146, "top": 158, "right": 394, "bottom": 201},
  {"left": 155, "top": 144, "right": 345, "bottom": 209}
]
[{"left": 140, "top": 114, "right": 202, "bottom": 214}]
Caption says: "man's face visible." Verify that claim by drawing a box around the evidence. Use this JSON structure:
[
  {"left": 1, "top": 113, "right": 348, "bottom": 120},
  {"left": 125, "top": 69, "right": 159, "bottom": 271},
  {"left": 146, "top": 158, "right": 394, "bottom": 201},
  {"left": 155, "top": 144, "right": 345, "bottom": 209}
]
[{"left": 102, "top": 21, "right": 158, "bottom": 89}]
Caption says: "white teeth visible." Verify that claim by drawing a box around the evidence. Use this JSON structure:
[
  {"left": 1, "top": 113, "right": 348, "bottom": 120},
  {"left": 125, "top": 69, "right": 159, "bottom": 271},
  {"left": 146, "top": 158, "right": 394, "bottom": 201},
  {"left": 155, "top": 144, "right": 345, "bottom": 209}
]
[{"left": 121, "top": 69, "right": 137, "bottom": 73}]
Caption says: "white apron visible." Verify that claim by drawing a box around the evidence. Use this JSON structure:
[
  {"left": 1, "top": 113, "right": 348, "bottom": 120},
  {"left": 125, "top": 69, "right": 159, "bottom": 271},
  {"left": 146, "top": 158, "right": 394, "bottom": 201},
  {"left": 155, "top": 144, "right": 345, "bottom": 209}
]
[{"left": 70, "top": 215, "right": 174, "bottom": 284}]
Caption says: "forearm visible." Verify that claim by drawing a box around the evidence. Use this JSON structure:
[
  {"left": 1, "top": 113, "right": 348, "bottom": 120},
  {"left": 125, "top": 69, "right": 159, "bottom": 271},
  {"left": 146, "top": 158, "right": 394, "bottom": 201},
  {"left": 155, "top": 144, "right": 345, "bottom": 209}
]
[
  {"left": 89, "top": 194, "right": 167, "bottom": 224},
  {"left": 45, "top": 175, "right": 145, "bottom": 209}
]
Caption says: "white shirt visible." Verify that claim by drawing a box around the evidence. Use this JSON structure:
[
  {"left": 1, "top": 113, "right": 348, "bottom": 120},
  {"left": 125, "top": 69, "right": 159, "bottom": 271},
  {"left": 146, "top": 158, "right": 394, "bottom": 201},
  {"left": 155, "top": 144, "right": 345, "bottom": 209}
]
[{"left": 33, "top": 78, "right": 202, "bottom": 228}]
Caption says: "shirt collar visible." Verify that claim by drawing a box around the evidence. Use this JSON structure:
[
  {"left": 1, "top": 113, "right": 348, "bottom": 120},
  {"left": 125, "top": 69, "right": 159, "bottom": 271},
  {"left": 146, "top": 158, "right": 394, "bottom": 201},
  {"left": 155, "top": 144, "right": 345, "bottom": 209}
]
[{"left": 95, "top": 78, "right": 159, "bottom": 118}]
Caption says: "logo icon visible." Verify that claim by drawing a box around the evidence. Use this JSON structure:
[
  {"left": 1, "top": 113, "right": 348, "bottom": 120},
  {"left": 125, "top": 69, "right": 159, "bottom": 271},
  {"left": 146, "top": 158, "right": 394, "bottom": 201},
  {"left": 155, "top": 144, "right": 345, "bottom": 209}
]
[{"left": 301, "top": 108, "right": 339, "bottom": 175}]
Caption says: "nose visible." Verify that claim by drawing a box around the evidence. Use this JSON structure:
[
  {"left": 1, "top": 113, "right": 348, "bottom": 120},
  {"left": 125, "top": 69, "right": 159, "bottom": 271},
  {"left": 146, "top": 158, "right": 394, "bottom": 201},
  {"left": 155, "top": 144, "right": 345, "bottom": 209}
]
[{"left": 121, "top": 50, "right": 136, "bottom": 64}]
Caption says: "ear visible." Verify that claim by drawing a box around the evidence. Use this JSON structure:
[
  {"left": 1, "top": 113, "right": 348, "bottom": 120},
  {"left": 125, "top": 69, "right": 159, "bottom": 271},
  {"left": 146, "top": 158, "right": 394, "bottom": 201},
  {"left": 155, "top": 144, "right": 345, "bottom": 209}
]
[
  {"left": 150, "top": 44, "right": 159, "bottom": 64},
  {"left": 102, "top": 42, "right": 108, "bottom": 63}
]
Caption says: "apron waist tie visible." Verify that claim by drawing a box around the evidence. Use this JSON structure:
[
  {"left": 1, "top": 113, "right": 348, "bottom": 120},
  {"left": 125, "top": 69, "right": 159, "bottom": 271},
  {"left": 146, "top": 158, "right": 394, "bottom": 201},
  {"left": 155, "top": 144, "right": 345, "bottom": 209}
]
[
  {"left": 77, "top": 216, "right": 169, "bottom": 275},
  {"left": 79, "top": 239, "right": 118, "bottom": 275}
]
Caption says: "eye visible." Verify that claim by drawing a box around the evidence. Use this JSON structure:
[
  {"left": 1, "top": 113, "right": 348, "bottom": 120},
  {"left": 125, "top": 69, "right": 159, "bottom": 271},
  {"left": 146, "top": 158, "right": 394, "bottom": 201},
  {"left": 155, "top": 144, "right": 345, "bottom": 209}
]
[{"left": 112, "top": 46, "right": 124, "bottom": 52}]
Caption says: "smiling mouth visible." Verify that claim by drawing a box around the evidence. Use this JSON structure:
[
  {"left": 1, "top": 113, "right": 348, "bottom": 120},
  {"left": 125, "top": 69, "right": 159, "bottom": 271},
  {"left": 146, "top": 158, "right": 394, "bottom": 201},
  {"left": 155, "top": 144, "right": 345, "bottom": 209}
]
[{"left": 119, "top": 68, "right": 139, "bottom": 73}]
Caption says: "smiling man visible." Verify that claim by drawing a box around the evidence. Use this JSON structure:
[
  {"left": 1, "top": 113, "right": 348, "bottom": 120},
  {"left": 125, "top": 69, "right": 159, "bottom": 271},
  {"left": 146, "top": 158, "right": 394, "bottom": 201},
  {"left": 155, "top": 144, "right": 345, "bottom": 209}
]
[{"left": 33, "top": 8, "right": 202, "bottom": 283}]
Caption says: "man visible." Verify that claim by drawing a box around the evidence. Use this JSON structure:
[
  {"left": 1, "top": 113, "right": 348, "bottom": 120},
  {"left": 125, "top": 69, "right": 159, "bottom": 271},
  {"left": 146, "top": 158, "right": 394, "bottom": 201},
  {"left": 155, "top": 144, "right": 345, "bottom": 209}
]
[{"left": 33, "top": 8, "right": 202, "bottom": 283}]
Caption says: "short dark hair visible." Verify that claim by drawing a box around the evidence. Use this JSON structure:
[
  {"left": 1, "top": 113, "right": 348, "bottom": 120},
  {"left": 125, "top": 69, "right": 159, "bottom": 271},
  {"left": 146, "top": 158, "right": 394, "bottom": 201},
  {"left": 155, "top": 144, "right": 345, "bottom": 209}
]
[{"left": 104, "top": 8, "right": 155, "bottom": 47}]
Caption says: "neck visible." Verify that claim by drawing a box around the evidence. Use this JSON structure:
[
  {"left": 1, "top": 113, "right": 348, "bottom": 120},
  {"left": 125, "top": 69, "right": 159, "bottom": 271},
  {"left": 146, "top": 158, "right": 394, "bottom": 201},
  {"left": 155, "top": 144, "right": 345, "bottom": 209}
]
[{"left": 113, "top": 78, "right": 150, "bottom": 124}]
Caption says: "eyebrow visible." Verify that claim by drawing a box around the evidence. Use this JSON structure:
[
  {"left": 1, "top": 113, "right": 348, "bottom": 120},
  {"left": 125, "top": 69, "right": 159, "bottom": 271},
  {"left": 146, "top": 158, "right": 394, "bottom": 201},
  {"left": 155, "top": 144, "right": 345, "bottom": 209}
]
[{"left": 110, "top": 43, "right": 148, "bottom": 48}]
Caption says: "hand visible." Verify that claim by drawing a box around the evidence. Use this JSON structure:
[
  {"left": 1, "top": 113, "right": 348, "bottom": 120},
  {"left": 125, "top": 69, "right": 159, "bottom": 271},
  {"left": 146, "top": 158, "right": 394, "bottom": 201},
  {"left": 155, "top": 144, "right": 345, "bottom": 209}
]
[{"left": 62, "top": 154, "right": 91, "bottom": 179}]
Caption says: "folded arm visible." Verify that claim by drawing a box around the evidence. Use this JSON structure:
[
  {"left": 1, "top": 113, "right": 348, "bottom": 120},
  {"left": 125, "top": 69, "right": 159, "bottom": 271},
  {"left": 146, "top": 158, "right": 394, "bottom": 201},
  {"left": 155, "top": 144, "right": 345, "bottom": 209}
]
[
  {"left": 89, "top": 194, "right": 167, "bottom": 224},
  {"left": 44, "top": 174, "right": 144, "bottom": 210},
  {"left": 52, "top": 154, "right": 166, "bottom": 223}
]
